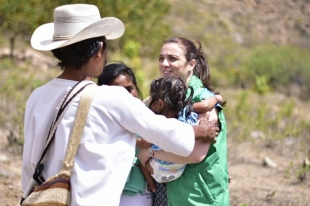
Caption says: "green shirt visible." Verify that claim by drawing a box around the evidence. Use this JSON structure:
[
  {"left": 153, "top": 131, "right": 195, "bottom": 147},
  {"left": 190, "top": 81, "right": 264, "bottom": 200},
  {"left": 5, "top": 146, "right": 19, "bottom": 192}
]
[{"left": 166, "top": 75, "right": 230, "bottom": 206}]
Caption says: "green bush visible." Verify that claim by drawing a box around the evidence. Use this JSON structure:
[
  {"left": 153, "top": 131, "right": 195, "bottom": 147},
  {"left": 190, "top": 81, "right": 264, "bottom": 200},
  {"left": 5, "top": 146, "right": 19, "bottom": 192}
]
[{"left": 237, "top": 45, "right": 310, "bottom": 98}]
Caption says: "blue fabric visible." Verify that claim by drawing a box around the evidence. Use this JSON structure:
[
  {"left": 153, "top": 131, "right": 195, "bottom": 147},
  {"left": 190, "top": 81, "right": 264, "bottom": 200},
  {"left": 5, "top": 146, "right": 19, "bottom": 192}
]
[
  {"left": 177, "top": 106, "right": 198, "bottom": 125},
  {"left": 200, "top": 88, "right": 222, "bottom": 109},
  {"left": 200, "top": 88, "right": 214, "bottom": 100}
]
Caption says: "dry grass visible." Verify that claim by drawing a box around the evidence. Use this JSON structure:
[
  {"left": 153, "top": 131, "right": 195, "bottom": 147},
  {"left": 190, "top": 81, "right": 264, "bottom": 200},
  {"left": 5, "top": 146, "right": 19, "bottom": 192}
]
[
  {"left": 1, "top": 88, "right": 309, "bottom": 205},
  {"left": 221, "top": 88, "right": 310, "bottom": 206}
]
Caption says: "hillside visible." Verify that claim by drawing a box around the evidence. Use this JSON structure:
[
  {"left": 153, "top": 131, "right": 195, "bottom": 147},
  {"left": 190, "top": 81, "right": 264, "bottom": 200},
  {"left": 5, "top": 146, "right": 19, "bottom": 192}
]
[
  {"left": 0, "top": 0, "right": 310, "bottom": 205},
  {"left": 167, "top": 0, "right": 310, "bottom": 48}
]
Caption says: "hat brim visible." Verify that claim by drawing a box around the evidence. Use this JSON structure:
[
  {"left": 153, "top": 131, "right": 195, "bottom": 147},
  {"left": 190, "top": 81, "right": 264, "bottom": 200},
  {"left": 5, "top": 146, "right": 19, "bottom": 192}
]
[{"left": 31, "top": 17, "right": 125, "bottom": 51}]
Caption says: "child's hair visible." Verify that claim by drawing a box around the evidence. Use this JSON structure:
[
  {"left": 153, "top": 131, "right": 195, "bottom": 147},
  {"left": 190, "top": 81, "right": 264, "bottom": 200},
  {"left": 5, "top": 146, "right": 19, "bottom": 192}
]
[
  {"left": 97, "top": 62, "right": 142, "bottom": 99},
  {"left": 149, "top": 77, "right": 194, "bottom": 118}
]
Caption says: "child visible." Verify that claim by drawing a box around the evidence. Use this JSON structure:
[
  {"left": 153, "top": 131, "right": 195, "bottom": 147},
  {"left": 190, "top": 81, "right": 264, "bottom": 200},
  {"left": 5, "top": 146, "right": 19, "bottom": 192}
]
[
  {"left": 138, "top": 76, "right": 223, "bottom": 192},
  {"left": 137, "top": 77, "right": 197, "bottom": 192},
  {"left": 97, "top": 62, "right": 142, "bottom": 99}
]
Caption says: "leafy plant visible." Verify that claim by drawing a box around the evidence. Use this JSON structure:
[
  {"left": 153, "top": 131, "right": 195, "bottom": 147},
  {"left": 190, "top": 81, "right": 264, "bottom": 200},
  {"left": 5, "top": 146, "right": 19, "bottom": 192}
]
[{"left": 237, "top": 45, "right": 310, "bottom": 99}]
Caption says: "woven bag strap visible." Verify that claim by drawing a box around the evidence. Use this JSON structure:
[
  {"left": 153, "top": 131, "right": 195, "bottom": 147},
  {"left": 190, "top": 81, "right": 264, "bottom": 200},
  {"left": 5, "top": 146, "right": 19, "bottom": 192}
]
[
  {"left": 38, "top": 83, "right": 92, "bottom": 166},
  {"left": 59, "top": 84, "right": 96, "bottom": 176}
]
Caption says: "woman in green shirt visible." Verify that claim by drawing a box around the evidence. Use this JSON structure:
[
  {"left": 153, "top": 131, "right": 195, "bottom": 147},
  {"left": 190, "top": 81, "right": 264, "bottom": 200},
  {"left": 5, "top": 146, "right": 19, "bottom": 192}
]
[{"left": 139, "top": 37, "right": 229, "bottom": 206}]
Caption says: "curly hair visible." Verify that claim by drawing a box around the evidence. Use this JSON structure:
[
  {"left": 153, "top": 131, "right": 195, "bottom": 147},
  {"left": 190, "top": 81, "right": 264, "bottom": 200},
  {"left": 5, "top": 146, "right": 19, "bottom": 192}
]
[{"left": 149, "top": 77, "right": 194, "bottom": 118}]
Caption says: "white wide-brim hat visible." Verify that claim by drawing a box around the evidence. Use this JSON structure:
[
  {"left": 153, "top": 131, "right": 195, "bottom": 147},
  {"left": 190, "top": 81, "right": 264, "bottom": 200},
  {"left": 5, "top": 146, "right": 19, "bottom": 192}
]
[{"left": 31, "top": 4, "right": 125, "bottom": 51}]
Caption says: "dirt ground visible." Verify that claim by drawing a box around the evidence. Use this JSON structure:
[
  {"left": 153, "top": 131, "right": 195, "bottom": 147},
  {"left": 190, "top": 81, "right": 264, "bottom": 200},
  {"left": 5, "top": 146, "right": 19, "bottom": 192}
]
[{"left": 1, "top": 128, "right": 309, "bottom": 206}]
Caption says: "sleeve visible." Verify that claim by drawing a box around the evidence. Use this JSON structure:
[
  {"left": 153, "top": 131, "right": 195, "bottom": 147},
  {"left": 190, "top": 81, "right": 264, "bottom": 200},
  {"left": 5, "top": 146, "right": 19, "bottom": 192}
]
[
  {"left": 200, "top": 88, "right": 222, "bottom": 109},
  {"left": 200, "top": 88, "right": 214, "bottom": 100},
  {"left": 102, "top": 87, "right": 195, "bottom": 157}
]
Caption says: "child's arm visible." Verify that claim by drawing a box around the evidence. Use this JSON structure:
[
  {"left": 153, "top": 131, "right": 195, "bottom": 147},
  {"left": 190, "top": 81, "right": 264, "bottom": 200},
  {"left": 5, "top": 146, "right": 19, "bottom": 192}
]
[
  {"left": 193, "top": 94, "right": 223, "bottom": 113},
  {"left": 136, "top": 137, "right": 152, "bottom": 149},
  {"left": 139, "top": 161, "right": 156, "bottom": 192}
]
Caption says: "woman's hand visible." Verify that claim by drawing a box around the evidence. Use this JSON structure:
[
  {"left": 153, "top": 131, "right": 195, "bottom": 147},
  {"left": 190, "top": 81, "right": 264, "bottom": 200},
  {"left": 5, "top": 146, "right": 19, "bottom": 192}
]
[{"left": 138, "top": 147, "right": 151, "bottom": 167}]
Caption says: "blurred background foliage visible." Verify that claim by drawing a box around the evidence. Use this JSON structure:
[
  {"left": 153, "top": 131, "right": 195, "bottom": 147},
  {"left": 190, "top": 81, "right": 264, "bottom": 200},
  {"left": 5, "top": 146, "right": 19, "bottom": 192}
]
[{"left": 0, "top": 0, "right": 309, "bottom": 145}]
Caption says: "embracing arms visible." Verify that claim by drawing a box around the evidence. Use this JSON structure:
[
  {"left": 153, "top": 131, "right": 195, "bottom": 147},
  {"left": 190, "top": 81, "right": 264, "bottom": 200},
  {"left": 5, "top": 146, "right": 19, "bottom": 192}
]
[{"left": 138, "top": 108, "right": 220, "bottom": 166}]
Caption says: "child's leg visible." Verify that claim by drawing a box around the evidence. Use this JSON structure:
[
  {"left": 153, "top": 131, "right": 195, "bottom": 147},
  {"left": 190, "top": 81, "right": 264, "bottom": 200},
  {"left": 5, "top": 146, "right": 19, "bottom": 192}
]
[{"left": 139, "top": 161, "right": 156, "bottom": 192}]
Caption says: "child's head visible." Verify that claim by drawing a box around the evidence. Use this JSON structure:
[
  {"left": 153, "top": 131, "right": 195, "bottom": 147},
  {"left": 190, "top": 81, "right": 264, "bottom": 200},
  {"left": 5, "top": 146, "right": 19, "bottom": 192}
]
[
  {"left": 97, "top": 62, "right": 142, "bottom": 99},
  {"left": 149, "top": 77, "right": 193, "bottom": 118}
]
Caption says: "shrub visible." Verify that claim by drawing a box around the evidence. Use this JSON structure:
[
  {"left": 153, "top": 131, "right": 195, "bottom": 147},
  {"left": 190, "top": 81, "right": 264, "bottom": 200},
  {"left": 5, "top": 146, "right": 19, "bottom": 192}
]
[{"left": 237, "top": 45, "right": 310, "bottom": 99}]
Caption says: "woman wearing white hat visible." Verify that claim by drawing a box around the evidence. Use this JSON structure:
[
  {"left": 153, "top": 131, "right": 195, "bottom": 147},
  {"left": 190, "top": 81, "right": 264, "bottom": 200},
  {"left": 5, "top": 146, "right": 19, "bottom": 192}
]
[{"left": 21, "top": 4, "right": 220, "bottom": 205}]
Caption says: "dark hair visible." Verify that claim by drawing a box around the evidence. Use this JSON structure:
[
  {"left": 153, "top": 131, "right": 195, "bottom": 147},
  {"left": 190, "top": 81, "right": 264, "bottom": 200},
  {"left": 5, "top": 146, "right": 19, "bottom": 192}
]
[
  {"left": 97, "top": 62, "right": 142, "bottom": 99},
  {"left": 149, "top": 77, "right": 194, "bottom": 118},
  {"left": 164, "top": 37, "right": 212, "bottom": 91},
  {"left": 51, "top": 36, "right": 107, "bottom": 70}
]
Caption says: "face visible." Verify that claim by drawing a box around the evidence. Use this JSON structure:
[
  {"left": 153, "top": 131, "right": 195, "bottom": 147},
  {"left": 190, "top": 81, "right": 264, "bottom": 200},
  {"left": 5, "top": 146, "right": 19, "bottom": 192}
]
[
  {"left": 110, "top": 74, "right": 138, "bottom": 98},
  {"left": 158, "top": 43, "right": 195, "bottom": 85}
]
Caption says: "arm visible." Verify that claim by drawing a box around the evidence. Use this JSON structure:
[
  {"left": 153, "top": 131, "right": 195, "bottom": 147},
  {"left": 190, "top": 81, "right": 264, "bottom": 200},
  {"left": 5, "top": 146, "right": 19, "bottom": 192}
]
[
  {"left": 136, "top": 137, "right": 151, "bottom": 149},
  {"left": 193, "top": 94, "right": 223, "bottom": 113},
  {"left": 106, "top": 87, "right": 219, "bottom": 157},
  {"left": 139, "top": 163, "right": 156, "bottom": 192},
  {"left": 138, "top": 139, "right": 210, "bottom": 165},
  {"left": 137, "top": 119, "right": 218, "bottom": 167},
  {"left": 138, "top": 108, "right": 220, "bottom": 166}
]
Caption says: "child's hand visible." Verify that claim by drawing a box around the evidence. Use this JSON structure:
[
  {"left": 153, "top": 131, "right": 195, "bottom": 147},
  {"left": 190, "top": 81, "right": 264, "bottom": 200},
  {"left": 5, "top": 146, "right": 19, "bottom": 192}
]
[
  {"left": 147, "top": 182, "right": 156, "bottom": 193},
  {"left": 215, "top": 94, "right": 223, "bottom": 104}
]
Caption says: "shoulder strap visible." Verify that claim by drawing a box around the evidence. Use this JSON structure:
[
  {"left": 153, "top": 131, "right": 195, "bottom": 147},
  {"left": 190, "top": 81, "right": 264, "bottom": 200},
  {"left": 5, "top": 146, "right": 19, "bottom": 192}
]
[
  {"left": 21, "top": 83, "right": 96, "bottom": 205},
  {"left": 59, "top": 84, "right": 96, "bottom": 176},
  {"left": 33, "top": 82, "right": 93, "bottom": 185}
]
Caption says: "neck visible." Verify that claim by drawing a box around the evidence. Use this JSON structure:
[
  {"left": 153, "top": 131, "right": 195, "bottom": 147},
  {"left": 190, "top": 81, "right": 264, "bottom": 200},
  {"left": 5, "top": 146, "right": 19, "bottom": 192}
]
[
  {"left": 185, "top": 72, "right": 193, "bottom": 86},
  {"left": 164, "top": 110, "right": 178, "bottom": 119},
  {"left": 57, "top": 66, "right": 93, "bottom": 81}
]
